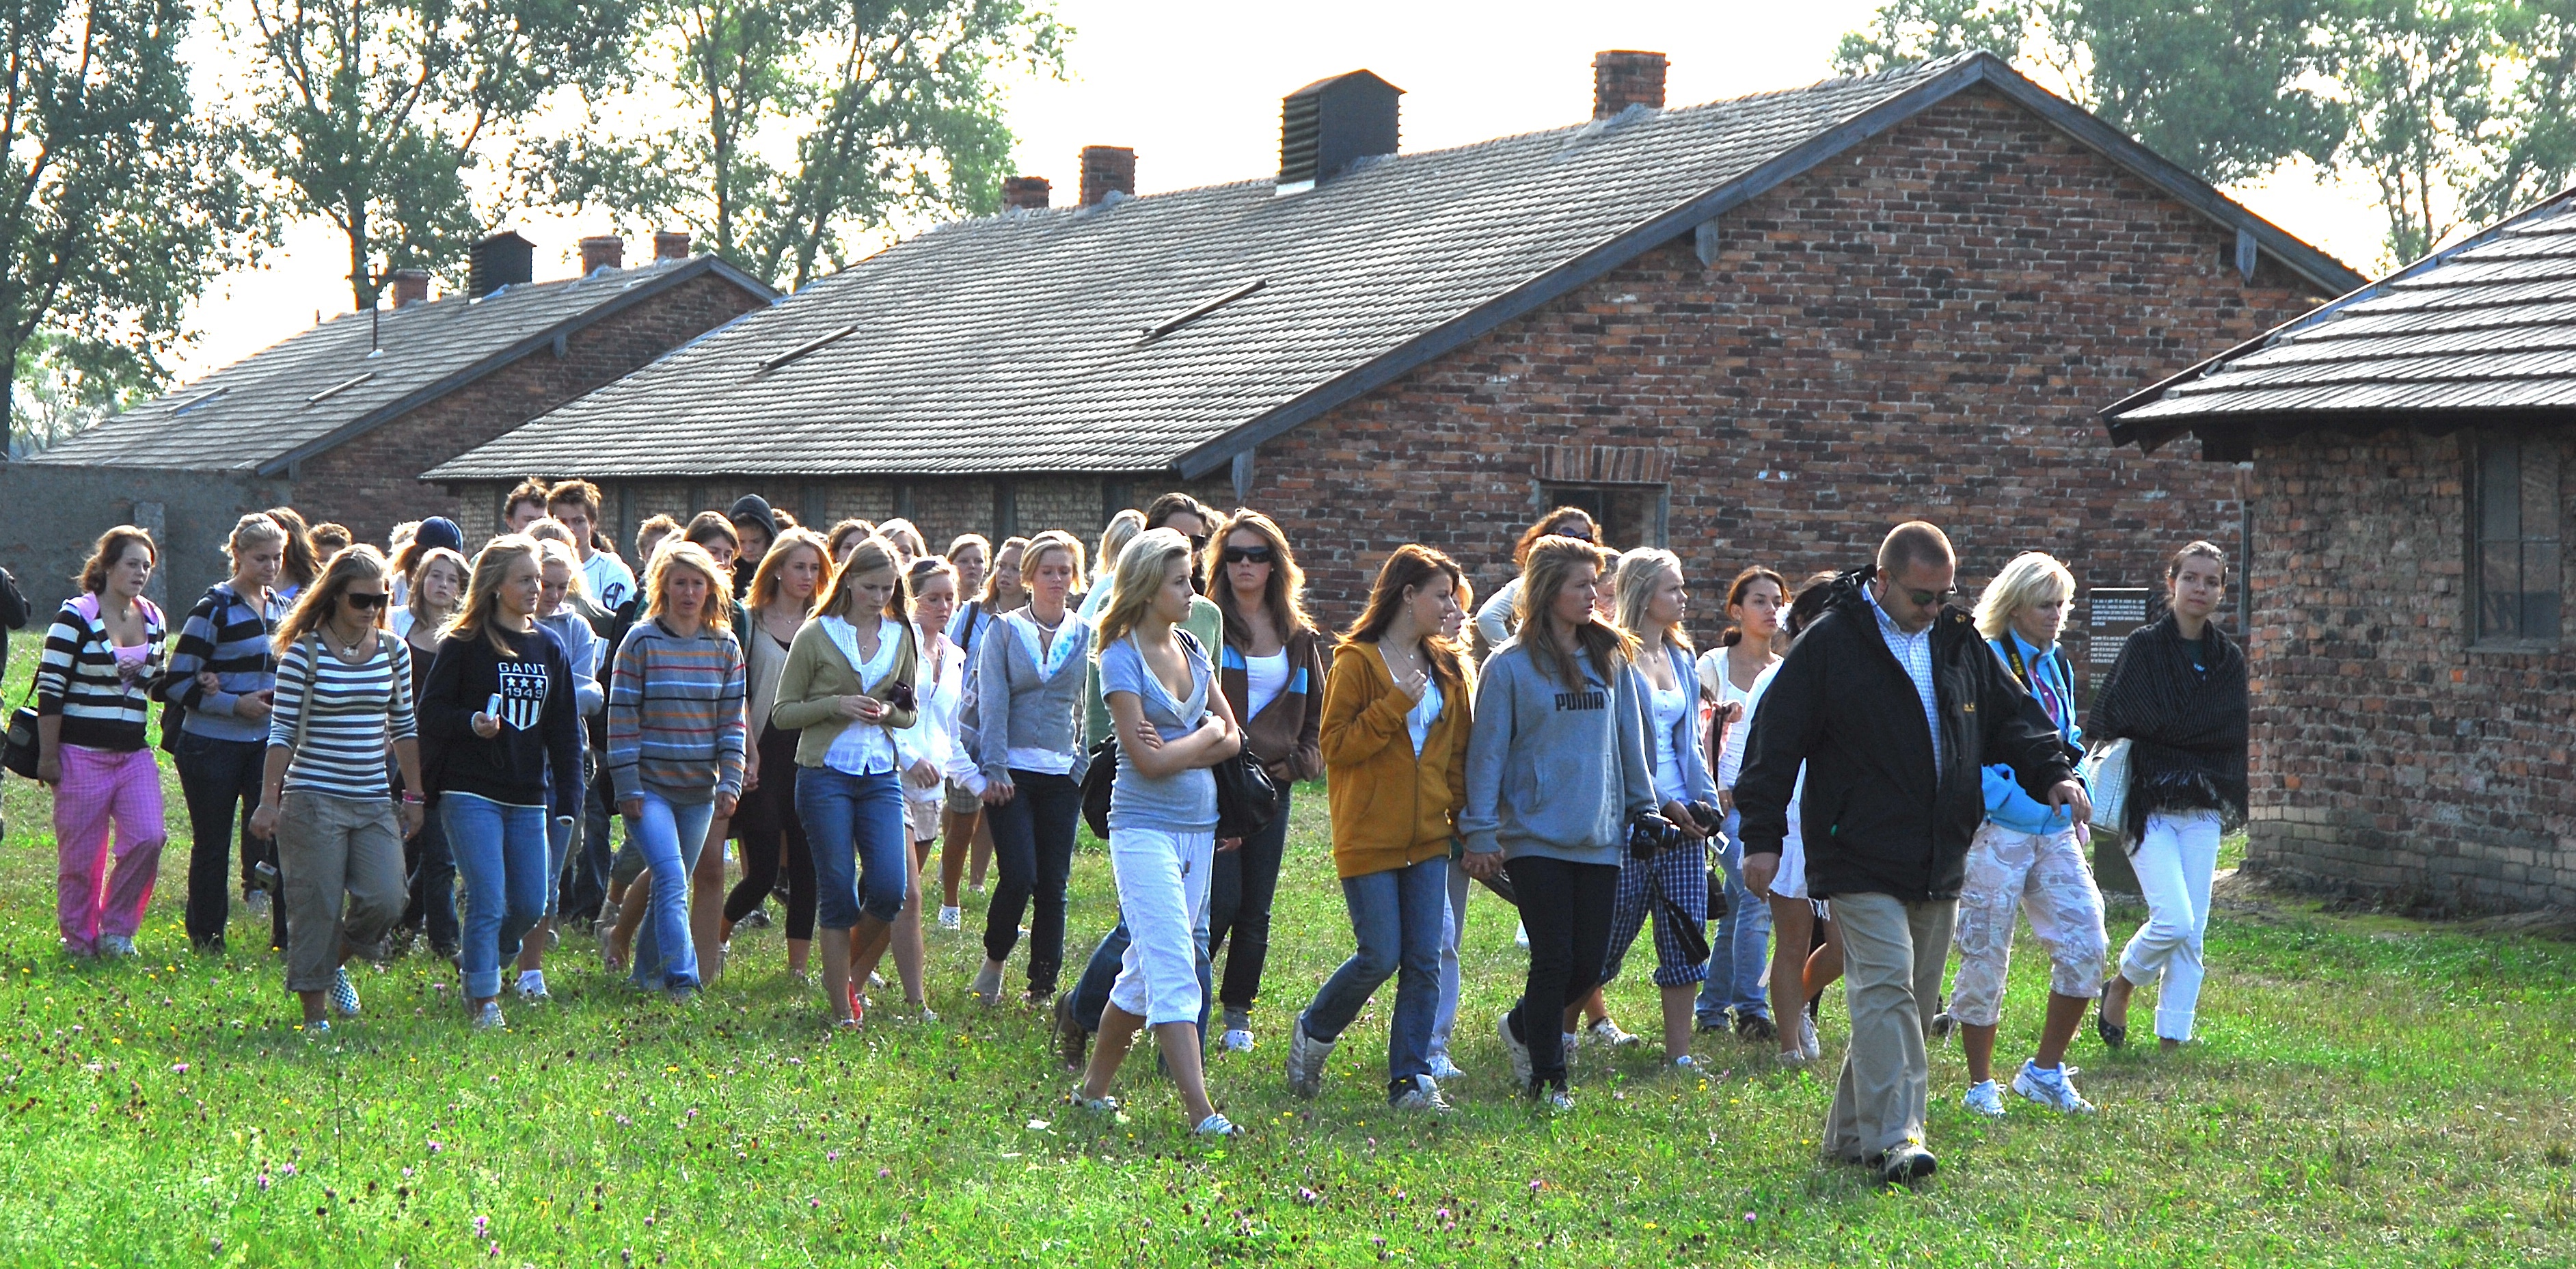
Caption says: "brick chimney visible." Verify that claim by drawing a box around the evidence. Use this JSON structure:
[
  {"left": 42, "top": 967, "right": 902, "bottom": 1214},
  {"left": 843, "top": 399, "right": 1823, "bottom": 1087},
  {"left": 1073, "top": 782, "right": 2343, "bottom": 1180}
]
[
  {"left": 1003, "top": 176, "right": 1052, "bottom": 211},
  {"left": 1593, "top": 50, "right": 1668, "bottom": 118},
  {"left": 1079, "top": 146, "right": 1135, "bottom": 206},
  {"left": 390, "top": 269, "right": 430, "bottom": 308},
  {"left": 653, "top": 229, "right": 691, "bottom": 261},
  {"left": 579, "top": 235, "right": 623, "bottom": 274}
]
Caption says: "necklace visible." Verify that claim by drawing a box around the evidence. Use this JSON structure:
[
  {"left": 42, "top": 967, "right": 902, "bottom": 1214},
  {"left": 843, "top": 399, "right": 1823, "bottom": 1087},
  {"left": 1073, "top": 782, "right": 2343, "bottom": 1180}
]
[
  {"left": 326, "top": 620, "right": 370, "bottom": 660},
  {"left": 1031, "top": 608, "right": 1066, "bottom": 634}
]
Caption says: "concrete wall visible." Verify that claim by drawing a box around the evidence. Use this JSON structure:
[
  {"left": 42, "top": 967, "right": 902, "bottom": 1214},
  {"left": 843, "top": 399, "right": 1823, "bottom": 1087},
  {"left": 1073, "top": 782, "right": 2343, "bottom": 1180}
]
[{"left": 0, "top": 463, "right": 291, "bottom": 619}]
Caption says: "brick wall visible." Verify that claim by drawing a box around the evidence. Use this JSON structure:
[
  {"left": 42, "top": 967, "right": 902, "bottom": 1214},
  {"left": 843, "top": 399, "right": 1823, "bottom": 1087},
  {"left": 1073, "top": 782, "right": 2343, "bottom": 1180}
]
[
  {"left": 2240, "top": 428, "right": 2575, "bottom": 913},
  {"left": 297, "top": 271, "right": 767, "bottom": 548},
  {"left": 1244, "top": 85, "right": 2331, "bottom": 658}
]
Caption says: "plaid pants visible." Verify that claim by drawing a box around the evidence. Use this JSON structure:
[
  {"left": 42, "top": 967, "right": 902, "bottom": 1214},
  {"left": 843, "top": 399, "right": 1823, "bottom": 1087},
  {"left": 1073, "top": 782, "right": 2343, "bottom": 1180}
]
[{"left": 1601, "top": 838, "right": 1711, "bottom": 989}]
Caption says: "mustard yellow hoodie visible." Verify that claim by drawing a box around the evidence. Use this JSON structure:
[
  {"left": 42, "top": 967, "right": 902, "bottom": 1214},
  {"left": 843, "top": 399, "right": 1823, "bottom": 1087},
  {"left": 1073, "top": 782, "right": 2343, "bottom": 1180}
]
[{"left": 1320, "top": 641, "right": 1471, "bottom": 879}]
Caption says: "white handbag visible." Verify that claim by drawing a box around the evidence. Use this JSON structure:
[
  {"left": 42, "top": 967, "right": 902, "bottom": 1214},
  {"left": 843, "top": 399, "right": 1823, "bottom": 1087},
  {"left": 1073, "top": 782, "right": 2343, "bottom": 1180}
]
[{"left": 2078, "top": 737, "right": 2132, "bottom": 835}]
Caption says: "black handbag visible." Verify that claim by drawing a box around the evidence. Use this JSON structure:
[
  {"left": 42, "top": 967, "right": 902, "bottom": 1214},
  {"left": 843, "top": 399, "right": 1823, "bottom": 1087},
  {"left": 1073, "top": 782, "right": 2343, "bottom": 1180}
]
[
  {"left": 1212, "top": 744, "right": 1281, "bottom": 840},
  {"left": 3, "top": 686, "right": 38, "bottom": 779},
  {"left": 1079, "top": 736, "right": 1118, "bottom": 839}
]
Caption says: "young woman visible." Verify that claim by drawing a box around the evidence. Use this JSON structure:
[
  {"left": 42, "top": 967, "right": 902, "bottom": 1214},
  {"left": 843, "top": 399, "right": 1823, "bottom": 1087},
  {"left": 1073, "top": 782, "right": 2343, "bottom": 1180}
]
[
  {"left": 35, "top": 526, "right": 169, "bottom": 959},
  {"left": 251, "top": 546, "right": 424, "bottom": 1032},
  {"left": 727, "top": 496, "right": 779, "bottom": 599},
  {"left": 167, "top": 513, "right": 288, "bottom": 953},
  {"left": 1470, "top": 507, "right": 1600, "bottom": 650},
  {"left": 419, "top": 536, "right": 584, "bottom": 1028},
  {"left": 866, "top": 555, "right": 974, "bottom": 1017},
  {"left": 308, "top": 523, "right": 353, "bottom": 567},
  {"left": 1951, "top": 551, "right": 2106, "bottom": 1117},
  {"left": 1748, "top": 573, "right": 1847, "bottom": 1066},
  {"left": 1692, "top": 566, "right": 1787, "bottom": 1040},
  {"left": 515, "top": 539, "right": 608, "bottom": 1000},
  {"left": 774, "top": 535, "right": 920, "bottom": 1026},
  {"left": 607, "top": 541, "right": 748, "bottom": 1000},
  {"left": 2093, "top": 542, "right": 2248, "bottom": 1052},
  {"left": 1285, "top": 545, "right": 1470, "bottom": 1112},
  {"left": 388, "top": 518, "right": 467, "bottom": 637},
  {"left": 876, "top": 518, "right": 927, "bottom": 567},
  {"left": 396, "top": 547, "right": 469, "bottom": 959},
  {"left": 1072, "top": 529, "right": 1246, "bottom": 1137},
  {"left": 969, "top": 530, "right": 1089, "bottom": 1007},
  {"left": 1074, "top": 509, "right": 1147, "bottom": 632},
  {"left": 1426, "top": 572, "right": 1478, "bottom": 1082},
  {"left": 1207, "top": 509, "right": 1324, "bottom": 1052},
  {"left": 722, "top": 527, "right": 829, "bottom": 977},
  {"left": 1460, "top": 534, "right": 1653, "bottom": 1108},
  {"left": 937, "top": 535, "right": 1026, "bottom": 918},
  {"left": 824, "top": 518, "right": 878, "bottom": 566},
  {"left": 1592, "top": 549, "right": 1721, "bottom": 1068},
  {"left": 266, "top": 506, "right": 321, "bottom": 602},
  {"left": 945, "top": 535, "right": 992, "bottom": 619}
]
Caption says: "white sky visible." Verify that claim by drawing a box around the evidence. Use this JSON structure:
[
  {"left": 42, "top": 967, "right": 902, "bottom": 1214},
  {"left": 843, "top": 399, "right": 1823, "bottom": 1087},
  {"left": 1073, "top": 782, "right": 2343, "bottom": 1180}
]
[{"left": 169, "top": 0, "right": 2393, "bottom": 381}]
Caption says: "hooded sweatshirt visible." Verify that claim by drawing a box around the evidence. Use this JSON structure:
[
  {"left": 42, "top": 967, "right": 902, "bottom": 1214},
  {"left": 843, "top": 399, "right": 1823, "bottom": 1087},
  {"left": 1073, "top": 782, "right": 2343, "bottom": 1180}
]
[{"left": 1457, "top": 635, "right": 1653, "bottom": 867}]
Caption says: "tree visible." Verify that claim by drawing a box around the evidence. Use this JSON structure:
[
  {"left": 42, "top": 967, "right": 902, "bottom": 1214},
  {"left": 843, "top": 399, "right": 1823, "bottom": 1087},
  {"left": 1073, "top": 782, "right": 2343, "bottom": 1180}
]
[
  {"left": 0, "top": 0, "right": 251, "bottom": 457},
  {"left": 234, "top": 0, "right": 642, "bottom": 312},
  {"left": 547, "top": 0, "right": 1068, "bottom": 291},
  {"left": 1836, "top": 0, "right": 2576, "bottom": 267}
]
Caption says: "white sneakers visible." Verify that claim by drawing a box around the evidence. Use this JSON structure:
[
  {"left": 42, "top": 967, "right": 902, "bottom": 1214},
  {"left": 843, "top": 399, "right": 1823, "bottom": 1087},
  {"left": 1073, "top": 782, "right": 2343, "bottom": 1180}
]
[
  {"left": 470, "top": 1000, "right": 506, "bottom": 1030},
  {"left": 1284, "top": 1017, "right": 1333, "bottom": 1099},
  {"left": 1221, "top": 1028, "right": 1256, "bottom": 1053},
  {"left": 936, "top": 905, "right": 962, "bottom": 931},
  {"left": 515, "top": 970, "right": 550, "bottom": 1002},
  {"left": 1964, "top": 1079, "right": 2006, "bottom": 1118},
  {"left": 1586, "top": 1019, "right": 1642, "bottom": 1048},
  {"left": 2009, "top": 1060, "right": 2096, "bottom": 1114},
  {"left": 1390, "top": 1073, "right": 1456, "bottom": 1114},
  {"left": 1497, "top": 1010, "right": 1533, "bottom": 1088}
]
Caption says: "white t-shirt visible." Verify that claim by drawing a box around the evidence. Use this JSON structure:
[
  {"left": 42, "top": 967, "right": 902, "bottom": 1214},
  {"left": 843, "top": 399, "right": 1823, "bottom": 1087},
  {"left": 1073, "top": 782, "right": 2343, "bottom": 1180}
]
[
  {"left": 1244, "top": 649, "right": 1290, "bottom": 718},
  {"left": 1405, "top": 676, "right": 1443, "bottom": 758},
  {"left": 582, "top": 551, "right": 637, "bottom": 613},
  {"left": 1649, "top": 676, "right": 1690, "bottom": 804},
  {"left": 1696, "top": 646, "right": 1772, "bottom": 790}
]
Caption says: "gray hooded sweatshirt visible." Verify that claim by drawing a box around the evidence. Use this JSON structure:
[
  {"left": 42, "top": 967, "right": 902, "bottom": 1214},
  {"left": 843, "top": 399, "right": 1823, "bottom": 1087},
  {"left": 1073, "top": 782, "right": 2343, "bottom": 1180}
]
[{"left": 1459, "top": 637, "right": 1654, "bottom": 867}]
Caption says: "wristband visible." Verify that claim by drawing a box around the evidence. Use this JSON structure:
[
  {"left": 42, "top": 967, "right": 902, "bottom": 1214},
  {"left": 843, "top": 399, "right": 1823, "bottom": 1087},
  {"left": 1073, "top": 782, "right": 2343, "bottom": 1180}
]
[{"left": 401, "top": 791, "right": 424, "bottom": 804}]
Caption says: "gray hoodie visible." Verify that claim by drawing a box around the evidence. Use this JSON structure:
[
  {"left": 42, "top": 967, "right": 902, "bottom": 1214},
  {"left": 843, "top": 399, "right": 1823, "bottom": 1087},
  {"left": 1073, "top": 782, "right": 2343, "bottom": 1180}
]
[{"left": 1459, "top": 638, "right": 1654, "bottom": 867}]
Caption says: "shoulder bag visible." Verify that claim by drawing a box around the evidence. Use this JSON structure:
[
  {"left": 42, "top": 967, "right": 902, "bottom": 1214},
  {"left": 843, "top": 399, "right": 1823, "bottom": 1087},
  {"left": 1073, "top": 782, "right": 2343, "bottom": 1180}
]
[{"left": 2078, "top": 736, "right": 2132, "bottom": 837}]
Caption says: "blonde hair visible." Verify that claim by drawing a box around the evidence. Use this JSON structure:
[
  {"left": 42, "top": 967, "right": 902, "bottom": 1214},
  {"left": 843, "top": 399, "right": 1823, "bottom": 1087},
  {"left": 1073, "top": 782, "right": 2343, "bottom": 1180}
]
[
  {"left": 1097, "top": 527, "right": 1194, "bottom": 647},
  {"left": 1513, "top": 535, "right": 1636, "bottom": 684},
  {"left": 451, "top": 535, "right": 541, "bottom": 656},
  {"left": 876, "top": 518, "right": 927, "bottom": 563},
  {"left": 524, "top": 517, "right": 576, "bottom": 551},
  {"left": 816, "top": 533, "right": 906, "bottom": 622},
  {"left": 405, "top": 547, "right": 469, "bottom": 628},
  {"left": 1975, "top": 551, "right": 2075, "bottom": 641},
  {"left": 223, "top": 513, "right": 288, "bottom": 563},
  {"left": 275, "top": 545, "right": 391, "bottom": 655},
  {"left": 1021, "top": 529, "right": 1087, "bottom": 596},
  {"left": 1096, "top": 509, "right": 1147, "bottom": 576},
  {"left": 1613, "top": 548, "right": 1691, "bottom": 653},
  {"left": 748, "top": 527, "right": 830, "bottom": 613},
  {"left": 535, "top": 537, "right": 590, "bottom": 601},
  {"left": 644, "top": 540, "right": 733, "bottom": 633}
]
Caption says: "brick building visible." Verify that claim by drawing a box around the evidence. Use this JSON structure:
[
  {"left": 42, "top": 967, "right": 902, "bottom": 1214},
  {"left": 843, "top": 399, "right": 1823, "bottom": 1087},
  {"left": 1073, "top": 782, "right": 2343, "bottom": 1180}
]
[
  {"left": 433, "top": 51, "right": 2357, "bottom": 663},
  {"left": 2104, "top": 190, "right": 2576, "bottom": 913},
  {"left": 5, "top": 233, "right": 772, "bottom": 612}
]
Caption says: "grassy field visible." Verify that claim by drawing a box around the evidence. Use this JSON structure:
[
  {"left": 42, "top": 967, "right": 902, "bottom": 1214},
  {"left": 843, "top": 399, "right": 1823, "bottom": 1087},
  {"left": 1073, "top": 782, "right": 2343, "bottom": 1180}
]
[{"left": 1, "top": 641, "right": 2573, "bottom": 1266}]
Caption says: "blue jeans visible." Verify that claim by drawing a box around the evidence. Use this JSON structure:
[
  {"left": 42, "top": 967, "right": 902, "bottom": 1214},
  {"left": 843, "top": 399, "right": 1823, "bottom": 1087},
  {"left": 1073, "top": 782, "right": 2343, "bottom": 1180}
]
[
  {"left": 442, "top": 792, "right": 550, "bottom": 1000},
  {"left": 795, "top": 766, "right": 908, "bottom": 929},
  {"left": 1301, "top": 856, "right": 1449, "bottom": 1091},
  {"left": 625, "top": 791, "right": 716, "bottom": 991},
  {"left": 1696, "top": 812, "right": 1774, "bottom": 1026}
]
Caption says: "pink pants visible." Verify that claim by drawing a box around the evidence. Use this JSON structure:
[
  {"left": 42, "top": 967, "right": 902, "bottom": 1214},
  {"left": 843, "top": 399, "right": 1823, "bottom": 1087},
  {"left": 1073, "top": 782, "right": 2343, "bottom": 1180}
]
[{"left": 55, "top": 743, "right": 165, "bottom": 952}]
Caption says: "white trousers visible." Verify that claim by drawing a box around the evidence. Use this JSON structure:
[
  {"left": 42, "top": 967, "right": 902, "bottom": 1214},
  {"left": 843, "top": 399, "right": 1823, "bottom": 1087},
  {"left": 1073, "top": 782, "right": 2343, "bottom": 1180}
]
[
  {"left": 1107, "top": 827, "right": 1216, "bottom": 1027},
  {"left": 2118, "top": 810, "right": 2222, "bottom": 1042}
]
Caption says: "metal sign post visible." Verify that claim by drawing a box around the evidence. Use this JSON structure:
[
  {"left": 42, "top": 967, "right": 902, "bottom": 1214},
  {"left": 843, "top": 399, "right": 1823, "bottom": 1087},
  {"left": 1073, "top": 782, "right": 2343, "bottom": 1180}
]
[{"left": 2082, "top": 587, "right": 2152, "bottom": 896}]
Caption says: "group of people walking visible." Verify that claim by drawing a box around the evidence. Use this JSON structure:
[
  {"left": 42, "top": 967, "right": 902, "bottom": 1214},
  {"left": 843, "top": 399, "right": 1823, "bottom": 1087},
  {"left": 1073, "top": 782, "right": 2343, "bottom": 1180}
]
[{"left": 15, "top": 487, "right": 2247, "bottom": 1173}]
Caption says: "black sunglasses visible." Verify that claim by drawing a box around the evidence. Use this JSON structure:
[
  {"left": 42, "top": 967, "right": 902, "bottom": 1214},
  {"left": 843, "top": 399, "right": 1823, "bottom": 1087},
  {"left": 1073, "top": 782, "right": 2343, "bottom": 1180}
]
[
  {"left": 1221, "top": 546, "right": 1273, "bottom": 565},
  {"left": 1899, "top": 585, "right": 1955, "bottom": 608},
  {"left": 344, "top": 591, "right": 390, "bottom": 611}
]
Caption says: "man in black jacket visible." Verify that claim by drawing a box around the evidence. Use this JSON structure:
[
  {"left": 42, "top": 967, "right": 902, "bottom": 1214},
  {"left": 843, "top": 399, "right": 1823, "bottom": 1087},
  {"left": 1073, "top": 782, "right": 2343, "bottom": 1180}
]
[{"left": 1736, "top": 522, "right": 2089, "bottom": 1184}]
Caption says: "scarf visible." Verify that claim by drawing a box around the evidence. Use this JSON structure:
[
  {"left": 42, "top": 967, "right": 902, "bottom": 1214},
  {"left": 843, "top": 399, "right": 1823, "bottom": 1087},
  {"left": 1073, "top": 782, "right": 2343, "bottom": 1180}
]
[
  {"left": 2089, "top": 612, "right": 2249, "bottom": 840},
  {"left": 1012, "top": 608, "right": 1085, "bottom": 682}
]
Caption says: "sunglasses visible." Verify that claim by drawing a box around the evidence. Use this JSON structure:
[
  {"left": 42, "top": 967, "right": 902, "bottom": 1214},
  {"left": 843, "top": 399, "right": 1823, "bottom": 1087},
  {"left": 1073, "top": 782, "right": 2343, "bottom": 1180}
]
[
  {"left": 344, "top": 591, "right": 390, "bottom": 611},
  {"left": 1897, "top": 585, "right": 1955, "bottom": 608},
  {"left": 1221, "top": 546, "right": 1273, "bottom": 565}
]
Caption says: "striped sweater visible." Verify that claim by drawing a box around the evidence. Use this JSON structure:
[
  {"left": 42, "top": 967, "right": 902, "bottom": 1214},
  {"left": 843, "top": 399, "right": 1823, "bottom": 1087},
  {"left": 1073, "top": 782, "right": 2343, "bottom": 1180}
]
[
  {"left": 607, "top": 618, "right": 748, "bottom": 804},
  {"left": 164, "top": 582, "right": 284, "bottom": 743},
  {"left": 33, "top": 594, "right": 167, "bottom": 751},
  {"left": 268, "top": 633, "right": 417, "bottom": 799}
]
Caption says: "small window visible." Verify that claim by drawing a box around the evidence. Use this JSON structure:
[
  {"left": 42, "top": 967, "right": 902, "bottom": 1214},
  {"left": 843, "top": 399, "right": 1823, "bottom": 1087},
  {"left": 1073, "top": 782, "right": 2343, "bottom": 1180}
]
[
  {"left": 1539, "top": 483, "right": 1668, "bottom": 550},
  {"left": 2473, "top": 434, "right": 2562, "bottom": 643}
]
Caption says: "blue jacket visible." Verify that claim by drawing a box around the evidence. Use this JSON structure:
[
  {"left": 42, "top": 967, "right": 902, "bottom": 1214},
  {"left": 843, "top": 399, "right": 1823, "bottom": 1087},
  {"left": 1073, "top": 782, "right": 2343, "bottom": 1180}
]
[{"left": 1981, "top": 630, "right": 2081, "bottom": 835}]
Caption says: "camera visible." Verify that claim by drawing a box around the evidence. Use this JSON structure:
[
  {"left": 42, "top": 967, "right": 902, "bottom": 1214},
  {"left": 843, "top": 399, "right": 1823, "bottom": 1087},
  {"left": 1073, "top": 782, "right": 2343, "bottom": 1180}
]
[{"left": 1627, "top": 811, "right": 1687, "bottom": 859}]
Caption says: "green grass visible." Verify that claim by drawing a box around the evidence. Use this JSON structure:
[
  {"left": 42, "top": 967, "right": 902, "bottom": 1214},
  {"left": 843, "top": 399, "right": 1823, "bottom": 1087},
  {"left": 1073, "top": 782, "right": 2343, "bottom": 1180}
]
[{"left": 2, "top": 643, "right": 2574, "bottom": 1266}]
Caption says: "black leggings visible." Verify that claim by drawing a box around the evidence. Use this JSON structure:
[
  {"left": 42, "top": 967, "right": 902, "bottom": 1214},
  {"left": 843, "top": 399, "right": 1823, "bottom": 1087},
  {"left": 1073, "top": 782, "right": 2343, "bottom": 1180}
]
[
  {"left": 1506, "top": 854, "right": 1619, "bottom": 1092},
  {"left": 723, "top": 725, "right": 816, "bottom": 940},
  {"left": 981, "top": 770, "right": 1081, "bottom": 994}
]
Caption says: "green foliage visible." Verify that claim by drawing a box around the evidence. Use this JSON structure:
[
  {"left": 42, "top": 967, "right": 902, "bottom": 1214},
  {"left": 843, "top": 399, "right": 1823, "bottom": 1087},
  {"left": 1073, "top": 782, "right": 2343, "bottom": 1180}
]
[
  {"left": 232, "top": 0, "right": 645, "bottom": 311},
  {"left": 1839, "top": 0, "right": 2576, "bottom": 268},
  {"left": 541, "top": 0, "right": 1069, "bottom": 291},
  {"left": 0, "top": 0, "right": 251, "bottom": 455}
]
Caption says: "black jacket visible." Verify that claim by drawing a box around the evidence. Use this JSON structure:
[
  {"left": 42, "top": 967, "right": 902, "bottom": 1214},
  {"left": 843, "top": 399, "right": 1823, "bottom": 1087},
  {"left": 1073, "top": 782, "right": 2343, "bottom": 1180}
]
[{"left": 1735, "top": 565, "right": 2076, "bottom": 902}]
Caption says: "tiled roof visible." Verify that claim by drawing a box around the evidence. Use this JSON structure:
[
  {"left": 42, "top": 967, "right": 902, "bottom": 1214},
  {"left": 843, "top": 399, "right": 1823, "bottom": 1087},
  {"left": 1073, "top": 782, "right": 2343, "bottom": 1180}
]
[
  {"left": 2107, "top": 190, "right": 2576, "bottom": 455},
  {"left": 33, "top": 256, "right": 774, "bottom": 473},
  {"left": 435, "top": 51, "right": 2361, "bottom": 483}
]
